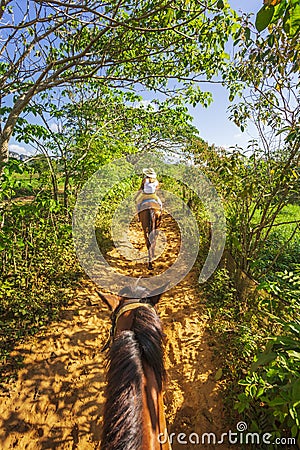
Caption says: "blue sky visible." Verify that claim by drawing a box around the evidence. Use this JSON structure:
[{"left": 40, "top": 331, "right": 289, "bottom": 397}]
[
  {"left": 9, "top": 1, "right": 262, "bottom": 156},
  {"left": 187, "top": 83, "right": 259, "bottom": 151},
  {"left": 189, "top": 0, "right": 262, "bottom": 150}
]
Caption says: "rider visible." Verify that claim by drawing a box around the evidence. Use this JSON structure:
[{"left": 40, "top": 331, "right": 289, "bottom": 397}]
[{"left": 135, "top": 167, "right": 162, "bottom": 212}]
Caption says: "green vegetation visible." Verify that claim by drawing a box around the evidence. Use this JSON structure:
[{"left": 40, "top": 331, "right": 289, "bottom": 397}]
[
  {"left": 256, "top": 0, "right": 300, "bottom": 37},
  {"left": 198, "top": 144, "right": 299, "bottom": 445},
  {"left": 0, "top": 160, "right": 81, "bottom": 381},
  {"left": 203, "top": 254, "right": 299, "bottom": 447},
  {"left": 0, "top": 0, "right": 299, "bottom": 446},
  {"left": 201, "top": 193, "right": 299, "bottom": 446}
]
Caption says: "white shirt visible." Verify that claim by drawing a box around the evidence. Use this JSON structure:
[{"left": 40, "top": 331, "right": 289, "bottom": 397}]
[{"left": 143, "top": 178, "right": 158, "bottom": 194}]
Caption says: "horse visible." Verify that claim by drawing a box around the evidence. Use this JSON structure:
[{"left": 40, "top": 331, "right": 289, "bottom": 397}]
[
  {"left": 98, "top": 285, "right": 171, "bottom": 450},
  {"left": 138, "top": 199, "right": 162, "bottom": 270}
]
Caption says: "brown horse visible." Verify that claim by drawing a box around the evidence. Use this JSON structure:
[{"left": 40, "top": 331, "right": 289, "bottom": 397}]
[
  {"left": 98, "top": 286, "right": 171, "bottom": 450},
  {"left": 138, "top": 200, "right": 162, "bottom": 270}
]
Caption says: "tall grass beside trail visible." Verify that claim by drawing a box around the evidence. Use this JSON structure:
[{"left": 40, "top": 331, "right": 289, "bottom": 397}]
[
  {"left": 202, "top": 203, "right": 300, "bottom": 448},
  {"left": 251, "top": 203, "right": 300, "bottom": 277},
  {"left": 0, "top": 182, "right": 82, "bottom": 384},
  {"left": 0, "top": 202, "right": 81, "bottom": 382}
]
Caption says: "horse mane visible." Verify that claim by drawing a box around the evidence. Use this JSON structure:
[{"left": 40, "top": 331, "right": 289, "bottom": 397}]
[
  {"left": 101, "top": 331, "right": 143, "bottom": 450},
  {"left": 133, "top": 306, "right": 166, "bottom": 390},
  {"left": 101, "top": 306, "right": 166, "bottom": 449}
]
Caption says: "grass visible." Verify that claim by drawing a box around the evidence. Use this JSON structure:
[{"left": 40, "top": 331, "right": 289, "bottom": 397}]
[
  {"left": 202, "top": 203, "right": 300, "bottom": 443},
  {"left": 274, "top": 203, "right": 300, "bottom": 232},
  {"left": 250, "top": 203, "right": 300, "bottom": 276}
]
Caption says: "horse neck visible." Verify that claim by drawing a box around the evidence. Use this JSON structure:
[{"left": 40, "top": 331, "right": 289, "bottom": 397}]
[
  {"left": 133, "top": 307, "right": 169, "bottom": 449},
  {"left": 101, "top": 308, "right": 170, "bottom": 450},
  {"left": 101, "top": 330, "right": 143, "bottom": 450},
  {"left": 141, "top": 363, "right": 170, "bottom": 450}
]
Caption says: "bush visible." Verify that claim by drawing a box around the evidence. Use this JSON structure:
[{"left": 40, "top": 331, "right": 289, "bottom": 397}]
[
  {"left": 236, "top": 317, "right": 300, "bottom": 447},
  {"left": 0, "top": 191, "right": 80, "bottom": 382}
]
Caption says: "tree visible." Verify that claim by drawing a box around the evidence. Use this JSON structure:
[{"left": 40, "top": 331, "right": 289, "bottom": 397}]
[
  {"left": 0, "top": 0, "right": 237, "bottom": 167},
  {"left": 256, "top": 0, "right": 300, "bottom": 37},
  {"left": 216, "top": 18, "right": 300, "bottom": 275},
  {"left": 15, "top": 85, "right": 198, "bottom": 206}
]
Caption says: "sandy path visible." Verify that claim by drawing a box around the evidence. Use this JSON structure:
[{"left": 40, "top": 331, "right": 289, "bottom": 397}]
[{"left": 0, "top": 214, "right": 229, "bottom": 450}]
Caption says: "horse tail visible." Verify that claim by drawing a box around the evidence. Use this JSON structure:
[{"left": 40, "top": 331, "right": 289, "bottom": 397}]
[
  {"left": 149, "top": 208, "right": 156, "bottom": 235},
  {"left": 101, "top": 331, "right": 143, "bottom": 450}
]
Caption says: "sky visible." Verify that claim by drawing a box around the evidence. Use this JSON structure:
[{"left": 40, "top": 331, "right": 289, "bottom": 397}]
[
  {"left": 8, "top": 1, "right": 263, "bottom": 156},
  {"left": 187, "top": 83, "right": 259, "bottom": 152},
  {"left": 189, "top": 0, "right": 262, "bottom": 151}
]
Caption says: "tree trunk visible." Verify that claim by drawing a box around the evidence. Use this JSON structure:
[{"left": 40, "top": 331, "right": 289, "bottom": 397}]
[
  {"left": 51, "top": 172, "right": 59, "bottom": 204},
  {"left": 63, "top": 173, "right": 69, "bottom": 210},
  {"left": 0, "top": 134, "right": 9, "bottom": 170},
  {"left": 0, "top": 94, "right": 30, "bottom": 172},
  {"left": 39, "top": 148, "right": 59, "bottom": 203}
]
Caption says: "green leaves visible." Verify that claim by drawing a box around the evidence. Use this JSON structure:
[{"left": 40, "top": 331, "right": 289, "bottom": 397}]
[
  {"left": 0, "top": 200, "right": 79, "bottom": 380},
  {"left": 237, "top": 315, "right": 300, "bottom": 436},
  {"left": 255, "top": 5, "right": 275, "bottom": 32},
  {"left": 251, "top": 352, "right": 277, "bottom": 371},
  {"left": 283, "top": 2, "right": 300, "bottom": 36},
  {"left": 215, "top": 367, "right": 223, "bottom": 380},
  {"left": 255, "top": 0, "right": 300, "bottom": 37},
  {"left": 1, "top": 0, "right": 240, "bottom": 165}
]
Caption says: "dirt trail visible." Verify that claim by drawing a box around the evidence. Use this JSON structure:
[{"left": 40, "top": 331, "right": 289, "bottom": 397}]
[{"left": 0, "top": 214, "right": 230, "bottom": 450}]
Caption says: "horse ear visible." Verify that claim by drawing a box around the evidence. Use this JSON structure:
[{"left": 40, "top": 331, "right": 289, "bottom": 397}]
[
  {"left": 148, "top": 283, "right": 170, "bottom": 306},
  {"left": 96, "top": 291, "right": 122, "bottom": 311}
]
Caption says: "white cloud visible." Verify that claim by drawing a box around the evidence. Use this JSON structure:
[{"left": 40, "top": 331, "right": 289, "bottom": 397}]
[
  {"left": 9, "top": 144, "right": 33, "bottom": 155},
  {"left": 220, "top": 144, "right": 239, "bottom": 153},
  {"left": 135, "top": 100, "right": 158, "bottom": 111},
  {"left": 49, "top": 122, "right": 59, "bottom": 132}
]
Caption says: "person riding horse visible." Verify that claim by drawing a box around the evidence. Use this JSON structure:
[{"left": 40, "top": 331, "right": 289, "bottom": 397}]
[
  {"left": 135, "top": 167, "right": 162, "bottom": 215},
  {"left": 135, "top": 168, "right": 162, "bottom": 269}
]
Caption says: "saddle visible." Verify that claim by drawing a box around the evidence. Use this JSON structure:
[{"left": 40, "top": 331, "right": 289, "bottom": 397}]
[
  {"left": 101, "top": 299, "right": 156, "bottom": 352},
  {"left": 138, "top": 197, "right": 161, "bottom": 212}
]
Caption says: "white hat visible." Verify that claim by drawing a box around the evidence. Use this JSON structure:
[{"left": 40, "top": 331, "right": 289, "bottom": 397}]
[{"left": 143, "top": 167, "right": 157, "bottom": 178}]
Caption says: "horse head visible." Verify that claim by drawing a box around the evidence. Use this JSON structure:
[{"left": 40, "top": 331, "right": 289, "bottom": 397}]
[{"left": 98, "top": 283, "right": 171, "bottom": 450}]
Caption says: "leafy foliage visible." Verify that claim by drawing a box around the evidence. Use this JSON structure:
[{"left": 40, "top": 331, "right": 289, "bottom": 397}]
[
  {"left": 236, "top": 315, "right": 300, "bottom": 446},
  {"left": 186, "top": 142, "right": 300, "bottom": 277},
  {"left": 0, "top": 0, "right": 238, "bottom": 164},
  {"left": 203, "top": 266, "right": 267, "bottom": 377},
  {"left": 256, "top": 0, "right": 300, "bottom": 37},
  {"left": 204, "top": 259, "right": 300, "bottom": 444},
  {"left": 14, "top": 86, "right": 199, "bottom": 208},
  {"left": 0, "top": 162, "right": 81, "bottom": 382}
]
